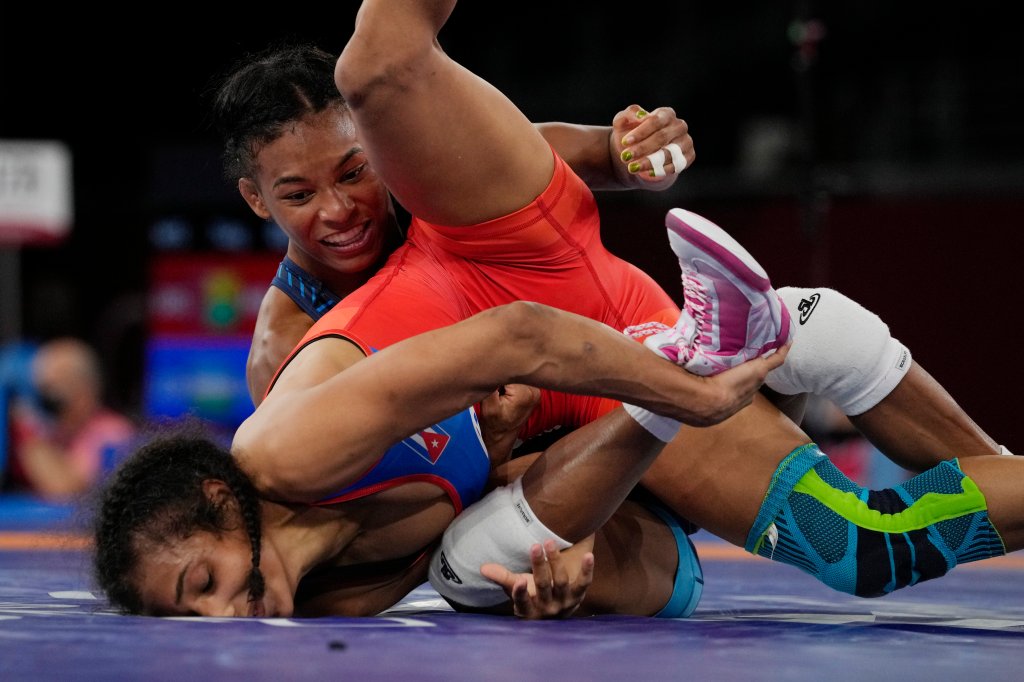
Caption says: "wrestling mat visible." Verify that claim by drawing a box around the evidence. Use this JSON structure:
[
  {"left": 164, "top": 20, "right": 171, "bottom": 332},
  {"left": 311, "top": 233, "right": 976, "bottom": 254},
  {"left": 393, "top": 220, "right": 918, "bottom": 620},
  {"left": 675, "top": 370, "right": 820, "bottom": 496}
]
[{"left": 2, "top": 494, "right": 1022, "bottom": 681}]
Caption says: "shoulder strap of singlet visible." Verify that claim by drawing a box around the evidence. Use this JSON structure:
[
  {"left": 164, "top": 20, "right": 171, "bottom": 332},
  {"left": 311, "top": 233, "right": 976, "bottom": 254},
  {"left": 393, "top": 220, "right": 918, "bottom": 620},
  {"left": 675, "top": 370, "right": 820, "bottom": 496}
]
[{"left": 271, "top": 256, "right": 342, "bottom": 321}]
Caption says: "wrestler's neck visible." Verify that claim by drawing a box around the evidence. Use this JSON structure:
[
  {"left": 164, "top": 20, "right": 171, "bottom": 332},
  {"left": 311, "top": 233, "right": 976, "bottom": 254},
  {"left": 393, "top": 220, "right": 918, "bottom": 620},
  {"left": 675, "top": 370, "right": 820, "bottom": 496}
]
[{"left": 260, "top": 501, "right": 360, "bottom": 581}]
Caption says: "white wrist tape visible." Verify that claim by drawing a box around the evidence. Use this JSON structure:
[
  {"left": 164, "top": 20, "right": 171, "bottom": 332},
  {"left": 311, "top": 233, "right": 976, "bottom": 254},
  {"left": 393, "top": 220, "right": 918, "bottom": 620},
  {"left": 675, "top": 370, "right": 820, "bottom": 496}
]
[
  {"left": 428, "top": 477, "right": 573, "bottom": 608},
  {"left": 766, "top": 287, "right": 912, "bottom": 416},
  {"left": 622, "top": 403, "right": 682, "bottom": 442}
]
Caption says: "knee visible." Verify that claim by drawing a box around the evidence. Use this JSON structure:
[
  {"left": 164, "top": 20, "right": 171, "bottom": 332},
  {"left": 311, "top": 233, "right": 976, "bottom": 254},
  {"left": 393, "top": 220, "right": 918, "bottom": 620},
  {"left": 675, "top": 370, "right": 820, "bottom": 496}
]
[
  {"left": 768, "top": 286, "right": 910, "bottom": 415},
  {"left": 335, "top": 31, "right": 433, "bottom": 109}
]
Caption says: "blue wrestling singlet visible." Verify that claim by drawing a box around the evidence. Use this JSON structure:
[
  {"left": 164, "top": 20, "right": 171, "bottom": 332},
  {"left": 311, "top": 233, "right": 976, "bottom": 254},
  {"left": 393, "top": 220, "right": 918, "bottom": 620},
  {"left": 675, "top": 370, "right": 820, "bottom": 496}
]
[
  {"left": 313, "top": 406, "right": 491, "bottom": 514},
  {"left": 271, "top": 256, "right": 341, "bottom": 321},
  {"left": 647, "top": 503, "right": 704, "bottom": 618}
]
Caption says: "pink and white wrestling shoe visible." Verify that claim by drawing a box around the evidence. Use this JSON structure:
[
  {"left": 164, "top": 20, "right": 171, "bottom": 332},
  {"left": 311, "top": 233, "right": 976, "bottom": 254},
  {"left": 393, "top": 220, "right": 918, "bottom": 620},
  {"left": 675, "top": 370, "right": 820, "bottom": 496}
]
[{"left": 625, "top": 208, "right": 792, "bottom": 376}]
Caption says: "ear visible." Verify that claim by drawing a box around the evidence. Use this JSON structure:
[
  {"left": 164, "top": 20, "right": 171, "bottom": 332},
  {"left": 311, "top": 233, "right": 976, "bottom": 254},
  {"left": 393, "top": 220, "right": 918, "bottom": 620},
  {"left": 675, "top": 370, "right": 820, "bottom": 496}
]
[
  {"left": 239, "top": 177, "right": 271, "bottom": 220},
  {"left": 201, "top": 479, "right": 238, "bottom": 510}
]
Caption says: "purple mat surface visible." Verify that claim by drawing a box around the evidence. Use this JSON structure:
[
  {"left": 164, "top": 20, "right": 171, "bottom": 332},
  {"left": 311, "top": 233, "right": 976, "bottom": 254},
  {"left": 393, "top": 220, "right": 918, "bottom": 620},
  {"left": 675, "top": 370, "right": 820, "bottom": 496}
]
[{"left": 2, "top": 531, "right": 1022, "bottom": 682}]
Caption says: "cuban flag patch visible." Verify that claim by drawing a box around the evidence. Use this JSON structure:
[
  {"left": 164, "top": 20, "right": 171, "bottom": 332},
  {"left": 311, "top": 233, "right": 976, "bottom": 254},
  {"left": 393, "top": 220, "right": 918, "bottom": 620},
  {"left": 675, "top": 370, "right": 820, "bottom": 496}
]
[{"left": 402, "top": 426, "right": 452, "bottom": 464}]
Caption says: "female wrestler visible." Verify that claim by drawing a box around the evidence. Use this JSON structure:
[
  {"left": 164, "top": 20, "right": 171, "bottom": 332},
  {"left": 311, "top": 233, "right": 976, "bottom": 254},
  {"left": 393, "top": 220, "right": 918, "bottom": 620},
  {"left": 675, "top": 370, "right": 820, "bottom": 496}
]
[
  {"left": 94, "top": 0, "right": 1013, "bottom": 619},
  {"left": 94, "top": 214, "right": 1019, "bottom": 620},
  {"left": 94, "top": 249, "right": 788, "bottom": 617},
  {"left": 217, "top": 8, "right": 999, "bottom": 479},
  {"left": 212, "top": 44, "right": 693, "bottom": 406}
]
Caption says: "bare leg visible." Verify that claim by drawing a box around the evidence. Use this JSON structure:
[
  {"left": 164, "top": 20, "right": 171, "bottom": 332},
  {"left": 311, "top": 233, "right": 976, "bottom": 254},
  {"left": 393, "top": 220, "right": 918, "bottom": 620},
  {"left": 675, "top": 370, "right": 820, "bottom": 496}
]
[
  {"left": 336, "top": 0, "right": 553, "bottom": 226},
  {"left": 849, "top": 362, "right": 1001, "bottom": 469},
  {"left": 764, "top": 286, "right": 1003, "bottom": 472},
  {"left": 644, "top": 393, "right": 1019, "bottom": 598},
  {"left": 960, "top": 456, "right": 1024, "bottom": 550},
  {"left": 641, "top": 393, "right": 809, "bottom": 548},
  {"left": 519, "top": 410, "right": 666, "bottom": 541}
]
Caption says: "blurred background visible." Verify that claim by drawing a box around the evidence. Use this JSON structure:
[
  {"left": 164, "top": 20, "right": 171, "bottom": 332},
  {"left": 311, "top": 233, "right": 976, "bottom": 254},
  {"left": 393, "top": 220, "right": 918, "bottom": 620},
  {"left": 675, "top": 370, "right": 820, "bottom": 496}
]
[{"left": 1, "top": 1, "right": 1022, "bottom": 495}]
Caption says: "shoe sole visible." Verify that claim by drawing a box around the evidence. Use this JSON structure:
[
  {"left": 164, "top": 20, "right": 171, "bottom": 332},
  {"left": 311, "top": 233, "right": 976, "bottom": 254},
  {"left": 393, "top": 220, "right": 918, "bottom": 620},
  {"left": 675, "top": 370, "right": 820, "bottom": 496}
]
[{"left": 665, "top": 208, "right": 771, "bottom": 292}]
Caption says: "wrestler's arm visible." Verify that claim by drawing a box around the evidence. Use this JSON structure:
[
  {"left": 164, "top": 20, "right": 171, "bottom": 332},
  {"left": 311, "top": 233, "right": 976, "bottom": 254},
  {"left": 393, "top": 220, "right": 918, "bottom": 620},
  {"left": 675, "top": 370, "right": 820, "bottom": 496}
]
[
  {"left": 233, "top": 301, "right": 784, "bottom": 502},
  {"left": 536, "top": 104, "right": 694, "bottom": 192},
  {"left": 245, "top": 288, "right": 315, "bottom": 408}
]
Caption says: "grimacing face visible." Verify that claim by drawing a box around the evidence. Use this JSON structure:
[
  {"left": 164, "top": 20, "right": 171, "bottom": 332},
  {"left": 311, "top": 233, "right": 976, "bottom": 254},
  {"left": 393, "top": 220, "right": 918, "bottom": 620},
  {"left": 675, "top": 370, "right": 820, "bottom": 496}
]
[
  {"left": 242, "top": 107, "right": 394, "bottom": 279},
  {"left": 133, "top": 526, "right": 294, "bottom": 618}
]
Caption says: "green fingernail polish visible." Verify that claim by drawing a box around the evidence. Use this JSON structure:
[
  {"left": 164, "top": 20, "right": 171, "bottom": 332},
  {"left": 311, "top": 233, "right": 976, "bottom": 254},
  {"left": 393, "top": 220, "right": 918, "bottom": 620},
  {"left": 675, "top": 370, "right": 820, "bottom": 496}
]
[
  {"left": 620, "top": 150, "right": 633, "bottom": 162},
  {"left": 628, "top": 161, "right": 641, "bottom": 173},
  {"left": 636, "top": 109, "right": 648, "bottom": 118},
  {"left": 621, "top": 135, "right": 634, "bottom": 146},
  {"left": 649, "top": 170, "right": 657, "bottom": 178}
]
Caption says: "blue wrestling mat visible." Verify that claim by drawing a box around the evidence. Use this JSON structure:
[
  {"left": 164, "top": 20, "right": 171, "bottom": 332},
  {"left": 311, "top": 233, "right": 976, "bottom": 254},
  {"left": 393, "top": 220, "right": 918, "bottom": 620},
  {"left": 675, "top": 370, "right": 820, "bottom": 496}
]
[{"left": 3, "top": 505, "right": 1022, "bottom": 682}]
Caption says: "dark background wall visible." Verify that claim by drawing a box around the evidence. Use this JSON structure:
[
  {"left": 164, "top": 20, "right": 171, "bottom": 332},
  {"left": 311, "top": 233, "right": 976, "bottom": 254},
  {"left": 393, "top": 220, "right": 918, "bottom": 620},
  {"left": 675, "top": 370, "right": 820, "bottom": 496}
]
[{"left": 1, "top": 2, "right": 1022, "bottom": 448}]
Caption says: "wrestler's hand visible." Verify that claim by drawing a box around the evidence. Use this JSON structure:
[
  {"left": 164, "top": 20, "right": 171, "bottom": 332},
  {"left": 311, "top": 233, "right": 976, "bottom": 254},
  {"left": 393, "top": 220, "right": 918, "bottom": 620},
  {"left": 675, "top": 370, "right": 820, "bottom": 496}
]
[
  {"left": 480, "top": 538, "right": 595, "bottom": 619},
  {"left": 479, "top": 383, "right": 541, "bottom": 467},
  {"left": 610, "top": 104, "right": 695, "bottom": 189},
  {"left": 683, "top": 342, "right": 792, "bottom": 427}
]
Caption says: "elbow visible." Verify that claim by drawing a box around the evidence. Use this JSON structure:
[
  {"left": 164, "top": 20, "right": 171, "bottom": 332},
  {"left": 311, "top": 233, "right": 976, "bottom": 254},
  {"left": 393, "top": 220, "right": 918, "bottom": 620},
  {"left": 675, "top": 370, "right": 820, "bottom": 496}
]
[
  {"left": 233, "top": 428, "right": 305, "bottom": 502},
  {"left": 492, "top": 301, "right": 552, "bottom": 342},
  {"left": 243, "top": 454, "right": 316, "bottom": 503},
  {"left": 486, "top": 301, "right": 561, "bottom": 367}
]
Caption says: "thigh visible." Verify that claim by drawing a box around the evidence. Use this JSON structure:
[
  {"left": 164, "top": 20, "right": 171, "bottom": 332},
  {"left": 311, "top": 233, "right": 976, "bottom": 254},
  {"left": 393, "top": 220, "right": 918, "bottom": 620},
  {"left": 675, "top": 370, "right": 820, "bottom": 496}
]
[
  {"left": 640, "top": 393, "right": 811, "bottom": 547},
  {"left": 337, "top": 6, "right": 554, "bottom": 227}
]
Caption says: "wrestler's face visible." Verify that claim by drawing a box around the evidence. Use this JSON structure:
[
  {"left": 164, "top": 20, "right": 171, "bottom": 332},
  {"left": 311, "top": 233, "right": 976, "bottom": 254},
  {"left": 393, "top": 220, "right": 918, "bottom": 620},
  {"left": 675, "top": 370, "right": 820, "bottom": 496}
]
[
  {"left": 240, "top": 107, "right": 397, "bottom": 281},
  {"left": 132, "top": 525, "right": 294, "bottom": 619}
]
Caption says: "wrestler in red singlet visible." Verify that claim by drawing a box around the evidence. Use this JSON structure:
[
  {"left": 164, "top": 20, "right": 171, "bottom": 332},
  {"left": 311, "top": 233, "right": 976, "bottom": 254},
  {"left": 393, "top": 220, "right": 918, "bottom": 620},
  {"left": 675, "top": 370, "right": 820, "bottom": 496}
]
[{"left": 293, "top": 150, "right": 679, "bottom": 444}]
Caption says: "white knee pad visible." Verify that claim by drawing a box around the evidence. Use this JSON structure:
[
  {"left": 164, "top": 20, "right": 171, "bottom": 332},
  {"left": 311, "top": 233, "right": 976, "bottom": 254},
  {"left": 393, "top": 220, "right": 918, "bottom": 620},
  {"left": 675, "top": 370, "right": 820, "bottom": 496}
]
[
  {"left": 766, "top": 287, "right": 912, "bottom": 416},
  {"left": 428, "top": 477, "right": 572, "bottom": 608}
]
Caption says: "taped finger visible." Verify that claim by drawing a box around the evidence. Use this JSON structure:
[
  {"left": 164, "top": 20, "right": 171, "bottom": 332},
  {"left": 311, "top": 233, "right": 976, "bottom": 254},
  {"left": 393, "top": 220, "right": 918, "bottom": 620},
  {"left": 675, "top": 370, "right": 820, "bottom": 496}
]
[
  {"left": 666, "top": 142, "right": 687, "bottom": 172},
  {"left": 647, "top": 149, "right": 667, "bottom": 177}
]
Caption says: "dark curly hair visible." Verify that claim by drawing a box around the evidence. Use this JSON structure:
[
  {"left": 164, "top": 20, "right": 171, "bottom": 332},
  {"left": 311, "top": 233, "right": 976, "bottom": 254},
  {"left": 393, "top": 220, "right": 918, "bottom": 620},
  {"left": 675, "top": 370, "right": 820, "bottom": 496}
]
[
  {"left": 209, "top": 42, "right": 348, "bottom": 182},
  {"left": 92, "top": 420, "right": 266, "bottom": 615}
]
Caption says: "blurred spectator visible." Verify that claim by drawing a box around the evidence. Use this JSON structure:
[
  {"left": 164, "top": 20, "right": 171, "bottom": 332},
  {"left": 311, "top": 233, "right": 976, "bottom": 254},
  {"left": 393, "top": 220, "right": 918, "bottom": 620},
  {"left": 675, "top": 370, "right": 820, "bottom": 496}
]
[{"left": 6, "top": 337, "right": 136, "bottom": 501}]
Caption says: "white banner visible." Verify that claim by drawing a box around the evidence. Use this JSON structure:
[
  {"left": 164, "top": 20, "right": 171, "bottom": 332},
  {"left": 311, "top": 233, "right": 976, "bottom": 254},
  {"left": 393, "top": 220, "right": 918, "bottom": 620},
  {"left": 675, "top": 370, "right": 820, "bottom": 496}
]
[{"left": 0, "top": 140, "right": 73, "bottom": 245}]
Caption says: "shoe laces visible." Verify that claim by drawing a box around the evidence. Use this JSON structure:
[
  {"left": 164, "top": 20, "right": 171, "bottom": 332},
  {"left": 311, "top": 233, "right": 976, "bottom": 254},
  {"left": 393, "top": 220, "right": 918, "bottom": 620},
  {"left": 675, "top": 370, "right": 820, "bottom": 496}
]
[{"left": 681, "top": 272, "right": 710, "bottom": 344}]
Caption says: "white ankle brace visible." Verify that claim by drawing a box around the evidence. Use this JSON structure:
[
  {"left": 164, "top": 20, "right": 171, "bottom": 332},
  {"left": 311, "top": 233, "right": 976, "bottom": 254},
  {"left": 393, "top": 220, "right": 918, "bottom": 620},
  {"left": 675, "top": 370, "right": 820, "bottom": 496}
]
[{"left": 766, "top": 287, "right": 911, "bottom": 416}]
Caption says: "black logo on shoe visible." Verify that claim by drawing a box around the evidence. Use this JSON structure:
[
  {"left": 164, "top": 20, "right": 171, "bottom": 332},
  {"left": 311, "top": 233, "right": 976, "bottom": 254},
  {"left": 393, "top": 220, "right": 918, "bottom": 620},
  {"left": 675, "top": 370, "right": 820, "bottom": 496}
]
[
  {"left": 798, "top": 293, "right": 821, "bottom": 325},
  {"left": 438, "top": 552, "right": 462, "bottom": 584}
]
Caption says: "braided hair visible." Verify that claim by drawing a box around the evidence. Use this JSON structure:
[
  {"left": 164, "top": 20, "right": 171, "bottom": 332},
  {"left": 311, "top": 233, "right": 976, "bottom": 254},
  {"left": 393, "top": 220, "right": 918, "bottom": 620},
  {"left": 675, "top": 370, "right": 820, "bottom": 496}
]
[
  {"left": 209, "top": 42, "right": 348, "bottom": 182},
  {"left": 92, "top": 421, "right": 266, "bottom": 614}
]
